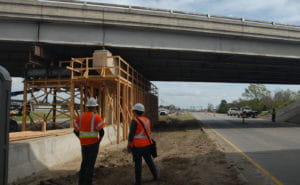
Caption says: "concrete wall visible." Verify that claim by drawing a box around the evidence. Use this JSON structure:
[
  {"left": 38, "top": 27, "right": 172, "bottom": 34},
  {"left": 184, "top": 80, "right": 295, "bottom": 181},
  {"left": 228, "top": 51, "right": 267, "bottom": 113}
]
[
  {"left": 8, "top": 124, "right": 123, "bottom": 183},
  {"left": 277, "top": 100, "right": 300, "bottom": 124}
]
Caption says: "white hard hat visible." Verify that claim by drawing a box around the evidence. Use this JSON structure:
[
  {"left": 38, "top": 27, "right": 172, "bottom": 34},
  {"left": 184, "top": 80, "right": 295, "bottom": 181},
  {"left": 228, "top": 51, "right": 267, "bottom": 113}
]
[
  {"left": 133, "top": 103, "right": 145, "bottom": 112},
  {"left": 86, "top": 97, "right": 98, "bottom": 107}
]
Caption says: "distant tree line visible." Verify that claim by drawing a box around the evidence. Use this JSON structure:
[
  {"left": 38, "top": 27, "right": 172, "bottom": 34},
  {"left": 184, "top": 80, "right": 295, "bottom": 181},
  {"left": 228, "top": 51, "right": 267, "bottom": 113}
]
[
  {"left": 217, "top": 84, "right": 300, "bottom": 114},
  {"left": 159, "top": 104, "right": 179, "bottom": 111}
]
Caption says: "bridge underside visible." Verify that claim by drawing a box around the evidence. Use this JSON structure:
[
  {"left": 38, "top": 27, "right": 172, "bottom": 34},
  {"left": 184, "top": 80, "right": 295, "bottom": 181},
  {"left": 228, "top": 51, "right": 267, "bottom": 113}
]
[{"left": 1, "top": 41, "right": 300, "bottom": 84}]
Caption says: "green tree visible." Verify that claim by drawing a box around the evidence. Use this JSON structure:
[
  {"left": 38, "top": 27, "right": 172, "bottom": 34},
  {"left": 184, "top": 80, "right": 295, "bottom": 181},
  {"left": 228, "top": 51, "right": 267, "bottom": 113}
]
[
  {"left": 168, "top": 104, "right": 176, "bottom": 110},
  {"left": 273, "top": 89, "right": 297, "bottom": 108},
  {"left": 217, "top": 99, "right": 228, "bottom": 113},
  {"left": 297, "top": 90, "right": 300, "bottom": 100},
  {"left": 207, "top": 103, "right": 214, "bottom": 112},
  {"left": 242, "top": 84, "right": 271, "bottom": 102}
]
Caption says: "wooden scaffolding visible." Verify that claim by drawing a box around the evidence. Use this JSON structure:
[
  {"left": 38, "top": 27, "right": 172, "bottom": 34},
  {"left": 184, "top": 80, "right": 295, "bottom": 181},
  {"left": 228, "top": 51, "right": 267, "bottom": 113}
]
[{"left": 20, "top": 50, "right": 158, "bottom": 143}]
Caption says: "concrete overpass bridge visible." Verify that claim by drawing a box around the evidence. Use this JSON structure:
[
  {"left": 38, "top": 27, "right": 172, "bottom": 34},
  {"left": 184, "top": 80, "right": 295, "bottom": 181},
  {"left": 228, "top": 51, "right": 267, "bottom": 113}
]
[{"left": 1, "top": 0, "right": 300, "bottom": 83}]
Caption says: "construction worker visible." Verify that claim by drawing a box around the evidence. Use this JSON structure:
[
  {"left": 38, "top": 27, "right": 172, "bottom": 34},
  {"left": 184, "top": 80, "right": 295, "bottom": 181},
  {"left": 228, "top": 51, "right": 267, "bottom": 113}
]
[
  {"left": 73, "top": 97, "right": 106, "bottom": 185},
  {"left": 272, "top": 108, "right": 276, "bottom": 122},
  {"left": 127, "top": 103, "right": 158, "bottom": 185}
]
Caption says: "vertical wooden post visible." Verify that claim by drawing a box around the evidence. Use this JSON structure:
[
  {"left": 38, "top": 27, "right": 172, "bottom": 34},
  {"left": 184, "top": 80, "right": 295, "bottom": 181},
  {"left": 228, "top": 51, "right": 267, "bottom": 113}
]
[
  {"left": 80, "top": 84, "right": 84, "bottom": 114},
  {"left": 98, "top": 87, "right": 101, "bottom": 114},
  {"left": 125, "top": 85, "right": 129, "bottom": 139},
  {"left": 90, "top": 87, "right": 94, "bottom": 97},
  {"left": 116, "top": 81, "right": 120, "bottom": 144},
  {"left": 104, "top": 87, "right": 108, "bottom": 124},
  {"left": 42, "top": 119, "right": 46, "bottom": 133},
  {"left": 121, "top": 84, "right": 125, "bottom": 140},
  {"left": 70, "top": 81, "right": 75, "bottom": 128},
  {"left": 52, "top": 88, "right": 57, "bottom": 128},
  {"left": 22, "top": 80, "right": 28, "bottom": 131},
  {"left": 117, "top": 58, "right": 121, "bottom": 143}
]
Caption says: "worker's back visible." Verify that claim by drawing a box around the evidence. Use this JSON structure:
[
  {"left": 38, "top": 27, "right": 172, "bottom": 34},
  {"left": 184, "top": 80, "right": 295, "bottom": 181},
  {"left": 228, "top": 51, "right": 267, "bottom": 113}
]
[{"left": 75, "top": 112, "right": 105, "bottom": 146}]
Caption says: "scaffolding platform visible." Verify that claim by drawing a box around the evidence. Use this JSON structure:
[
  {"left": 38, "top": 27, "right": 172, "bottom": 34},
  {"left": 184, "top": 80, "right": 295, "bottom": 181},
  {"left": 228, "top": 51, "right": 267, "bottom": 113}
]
[{"left": 14, "top": 50, "right": 158, "bottom": 143}]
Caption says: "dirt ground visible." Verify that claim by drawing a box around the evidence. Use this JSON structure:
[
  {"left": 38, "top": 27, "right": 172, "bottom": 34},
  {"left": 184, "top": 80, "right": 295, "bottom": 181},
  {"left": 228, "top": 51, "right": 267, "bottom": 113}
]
[{"left": 12, "top": 112, "right": 244, "bottom": 185}]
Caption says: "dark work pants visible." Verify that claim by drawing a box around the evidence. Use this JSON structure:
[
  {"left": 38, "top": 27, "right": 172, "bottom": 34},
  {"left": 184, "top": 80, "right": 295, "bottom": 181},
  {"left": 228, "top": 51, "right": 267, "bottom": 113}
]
[
  {"left": 272, "top": 114, "right": 276, "bottom": 122},
  {"left": 79, "top": 142, "right": 99, "bottom": 185},
  {"left": 132, "top": 146, "right": 157, "bottom": 185}
]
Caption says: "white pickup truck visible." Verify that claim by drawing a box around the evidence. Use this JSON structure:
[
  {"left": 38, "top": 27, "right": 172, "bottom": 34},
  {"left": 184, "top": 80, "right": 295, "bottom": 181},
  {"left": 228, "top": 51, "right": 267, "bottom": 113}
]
[
  {"left": 227, "top": 107, "right": 239, "bottom": 116},
  {"left": 237, "top": 107, "right": 258, "bottom": 118}
]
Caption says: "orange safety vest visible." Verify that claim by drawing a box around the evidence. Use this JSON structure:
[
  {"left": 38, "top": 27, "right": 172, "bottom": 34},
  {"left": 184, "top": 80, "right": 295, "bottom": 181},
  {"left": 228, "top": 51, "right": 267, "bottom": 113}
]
[
  {"left": 132, "top": 116, "right": 152, "bottom": 148},
  {"left": 74, "top": 112, "right": 106, "bottom": 146}
]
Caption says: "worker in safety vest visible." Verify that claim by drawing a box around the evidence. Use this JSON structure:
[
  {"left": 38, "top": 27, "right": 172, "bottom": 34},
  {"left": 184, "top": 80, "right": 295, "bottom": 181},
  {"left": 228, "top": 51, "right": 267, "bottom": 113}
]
[
  {"left": 127, "top": 103, "right": 158, "bottom": 185},
  {"left": 272, "top": 108, "right": 276, "bottom": 122},
  {"left": 74, "top": 97, "right": 106, "bottom": 185}
]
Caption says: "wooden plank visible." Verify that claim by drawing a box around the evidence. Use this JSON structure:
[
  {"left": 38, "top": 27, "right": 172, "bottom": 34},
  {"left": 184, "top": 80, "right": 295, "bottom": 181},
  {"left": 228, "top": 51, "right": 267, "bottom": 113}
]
[
  {"left": 66, "top": 66, "right": 81, "bottom": 73},
  {"left": 71, "top": 58, "right": 84, "bottom": 65},
  {"left": 117, "top": 80, "right": 120, "bottom": 144},
  {"left": 22, "top": 80, "right": 28, "bottom": 131},
  {"left": 70, "top": 82, "right": 75, "bottom": 128},
  {"left": 9, "top": 129, "right": 73, "bottom": 141}
]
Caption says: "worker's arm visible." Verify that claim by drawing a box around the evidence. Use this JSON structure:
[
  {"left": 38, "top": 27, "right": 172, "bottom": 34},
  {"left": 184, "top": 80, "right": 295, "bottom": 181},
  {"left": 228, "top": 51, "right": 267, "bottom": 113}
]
[
  {"left": 127, "top": 120, "right": 137, "bottom": 152},
  {"left": 98, "top": 129, "right": 105, "bottom": 143},
  {"left": 73, "top": 115, "right": 80, "bottom": 138},
  {"left": 73, "top": 130, "right": 79, "bottom": 138},
  {"left": 95, "top": 115, "right": 106, "bottom": 143}
]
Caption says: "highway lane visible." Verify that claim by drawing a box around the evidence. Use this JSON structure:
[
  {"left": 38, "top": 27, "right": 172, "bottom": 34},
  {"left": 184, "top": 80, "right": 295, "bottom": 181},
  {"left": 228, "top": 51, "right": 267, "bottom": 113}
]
[{"left": 193, "top": 112, "right": 300, "bottom": 185}]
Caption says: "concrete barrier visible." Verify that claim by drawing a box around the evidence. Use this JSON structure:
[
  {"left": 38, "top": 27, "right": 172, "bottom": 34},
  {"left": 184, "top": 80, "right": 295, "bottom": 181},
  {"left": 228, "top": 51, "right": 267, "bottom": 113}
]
[
  {"left": 277, "top": 100, "right": 300, "bottom": 124},
  {"left": 8, "top": 124, "right": 124, "bottom": 183}
]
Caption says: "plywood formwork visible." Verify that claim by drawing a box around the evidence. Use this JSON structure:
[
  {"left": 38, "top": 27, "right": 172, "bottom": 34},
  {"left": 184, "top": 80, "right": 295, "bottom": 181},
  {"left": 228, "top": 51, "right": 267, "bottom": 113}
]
[{"left": 16, "top": 50, "right": 158, "bottom": 143}]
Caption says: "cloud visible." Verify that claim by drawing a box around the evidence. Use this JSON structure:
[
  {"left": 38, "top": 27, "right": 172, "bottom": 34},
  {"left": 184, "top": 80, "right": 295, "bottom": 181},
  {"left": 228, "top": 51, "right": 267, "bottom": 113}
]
[
  {"left": 11, "top": 77, "right": 24, "bottom": 91},
  {"left": 153, "top": 82, "right": 300, "bottom": 107},
  {"left": 209, "top": 0, "right": 300, "bottom": 24},
  {"left": 81, "top": 0, "right": 300, "bottom": 24},
  {"left": 153, "top": 82, "right": 247, "bottom": 107},
  {"left": 84, "top": 0, "right": 206, "bottom": 11}
]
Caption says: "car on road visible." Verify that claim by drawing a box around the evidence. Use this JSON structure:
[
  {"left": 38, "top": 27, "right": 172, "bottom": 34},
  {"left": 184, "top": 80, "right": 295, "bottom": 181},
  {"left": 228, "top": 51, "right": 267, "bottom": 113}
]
[
  {"left": 159, "top": 109, "right": 169, "bottom": 116},
  {"left": 227, "top": 107, "right": 239, "bottom": 116},
  {"left": 237, "top": 107, "right": 258, "bottom": 118}
]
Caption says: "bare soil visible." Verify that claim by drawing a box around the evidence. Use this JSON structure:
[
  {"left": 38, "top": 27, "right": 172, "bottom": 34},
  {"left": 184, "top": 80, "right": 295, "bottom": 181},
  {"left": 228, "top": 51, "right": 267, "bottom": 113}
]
[{"left": 12, "top": 113, "right": 244, "bottom": 185}]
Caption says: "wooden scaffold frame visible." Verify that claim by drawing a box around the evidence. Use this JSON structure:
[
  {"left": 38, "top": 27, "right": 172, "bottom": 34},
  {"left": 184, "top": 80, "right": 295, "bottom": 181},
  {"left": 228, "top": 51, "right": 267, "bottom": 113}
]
[
  {"left": 16, "top": 50, "right": 158, "bottom": 143},
  {"left": 67, "top": 52, "right": 158, "bottom": 143}
]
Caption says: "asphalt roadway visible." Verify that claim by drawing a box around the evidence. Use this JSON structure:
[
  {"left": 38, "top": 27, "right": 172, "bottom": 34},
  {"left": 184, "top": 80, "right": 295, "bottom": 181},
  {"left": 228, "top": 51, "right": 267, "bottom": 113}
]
[{"left": 192, "top": 112, "right": 300, "bottom": 185}]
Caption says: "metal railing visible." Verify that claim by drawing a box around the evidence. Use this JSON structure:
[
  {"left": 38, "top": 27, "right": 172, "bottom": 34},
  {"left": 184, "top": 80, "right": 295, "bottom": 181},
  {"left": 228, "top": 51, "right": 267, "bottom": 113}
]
[
  {"left": 67, "top": 56, "right": 158, "bottom": 95},
  {"left": 35, "top": 0, "right": 300, "bottom": 29}
]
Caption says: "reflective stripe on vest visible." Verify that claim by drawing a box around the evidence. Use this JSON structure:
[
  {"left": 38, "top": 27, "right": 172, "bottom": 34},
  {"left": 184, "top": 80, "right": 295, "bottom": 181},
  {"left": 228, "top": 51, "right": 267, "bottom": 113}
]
[
  {"left": 134, "top": 118, "right": 150, "bottom": 139},
  {"left": 79, "top": 131, "right": 98, "bottom": 138},
  {"left": 132, "top": 117, "right": 152, "bottom": 148},
  {"left": 96, "top": 121, "right": 105, "bottom": 130},
  {"left": 79, "top": 113, "right": 98, "bottom": 139},
  {"left": 74, "top": 122, "right": 80, "bottom": 130}
]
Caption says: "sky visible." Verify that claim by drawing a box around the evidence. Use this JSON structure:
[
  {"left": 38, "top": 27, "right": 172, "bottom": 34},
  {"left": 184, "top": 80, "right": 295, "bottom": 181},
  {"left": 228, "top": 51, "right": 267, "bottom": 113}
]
[{"left": 11, "top": 0, "right": 300, "bottom": 108}]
